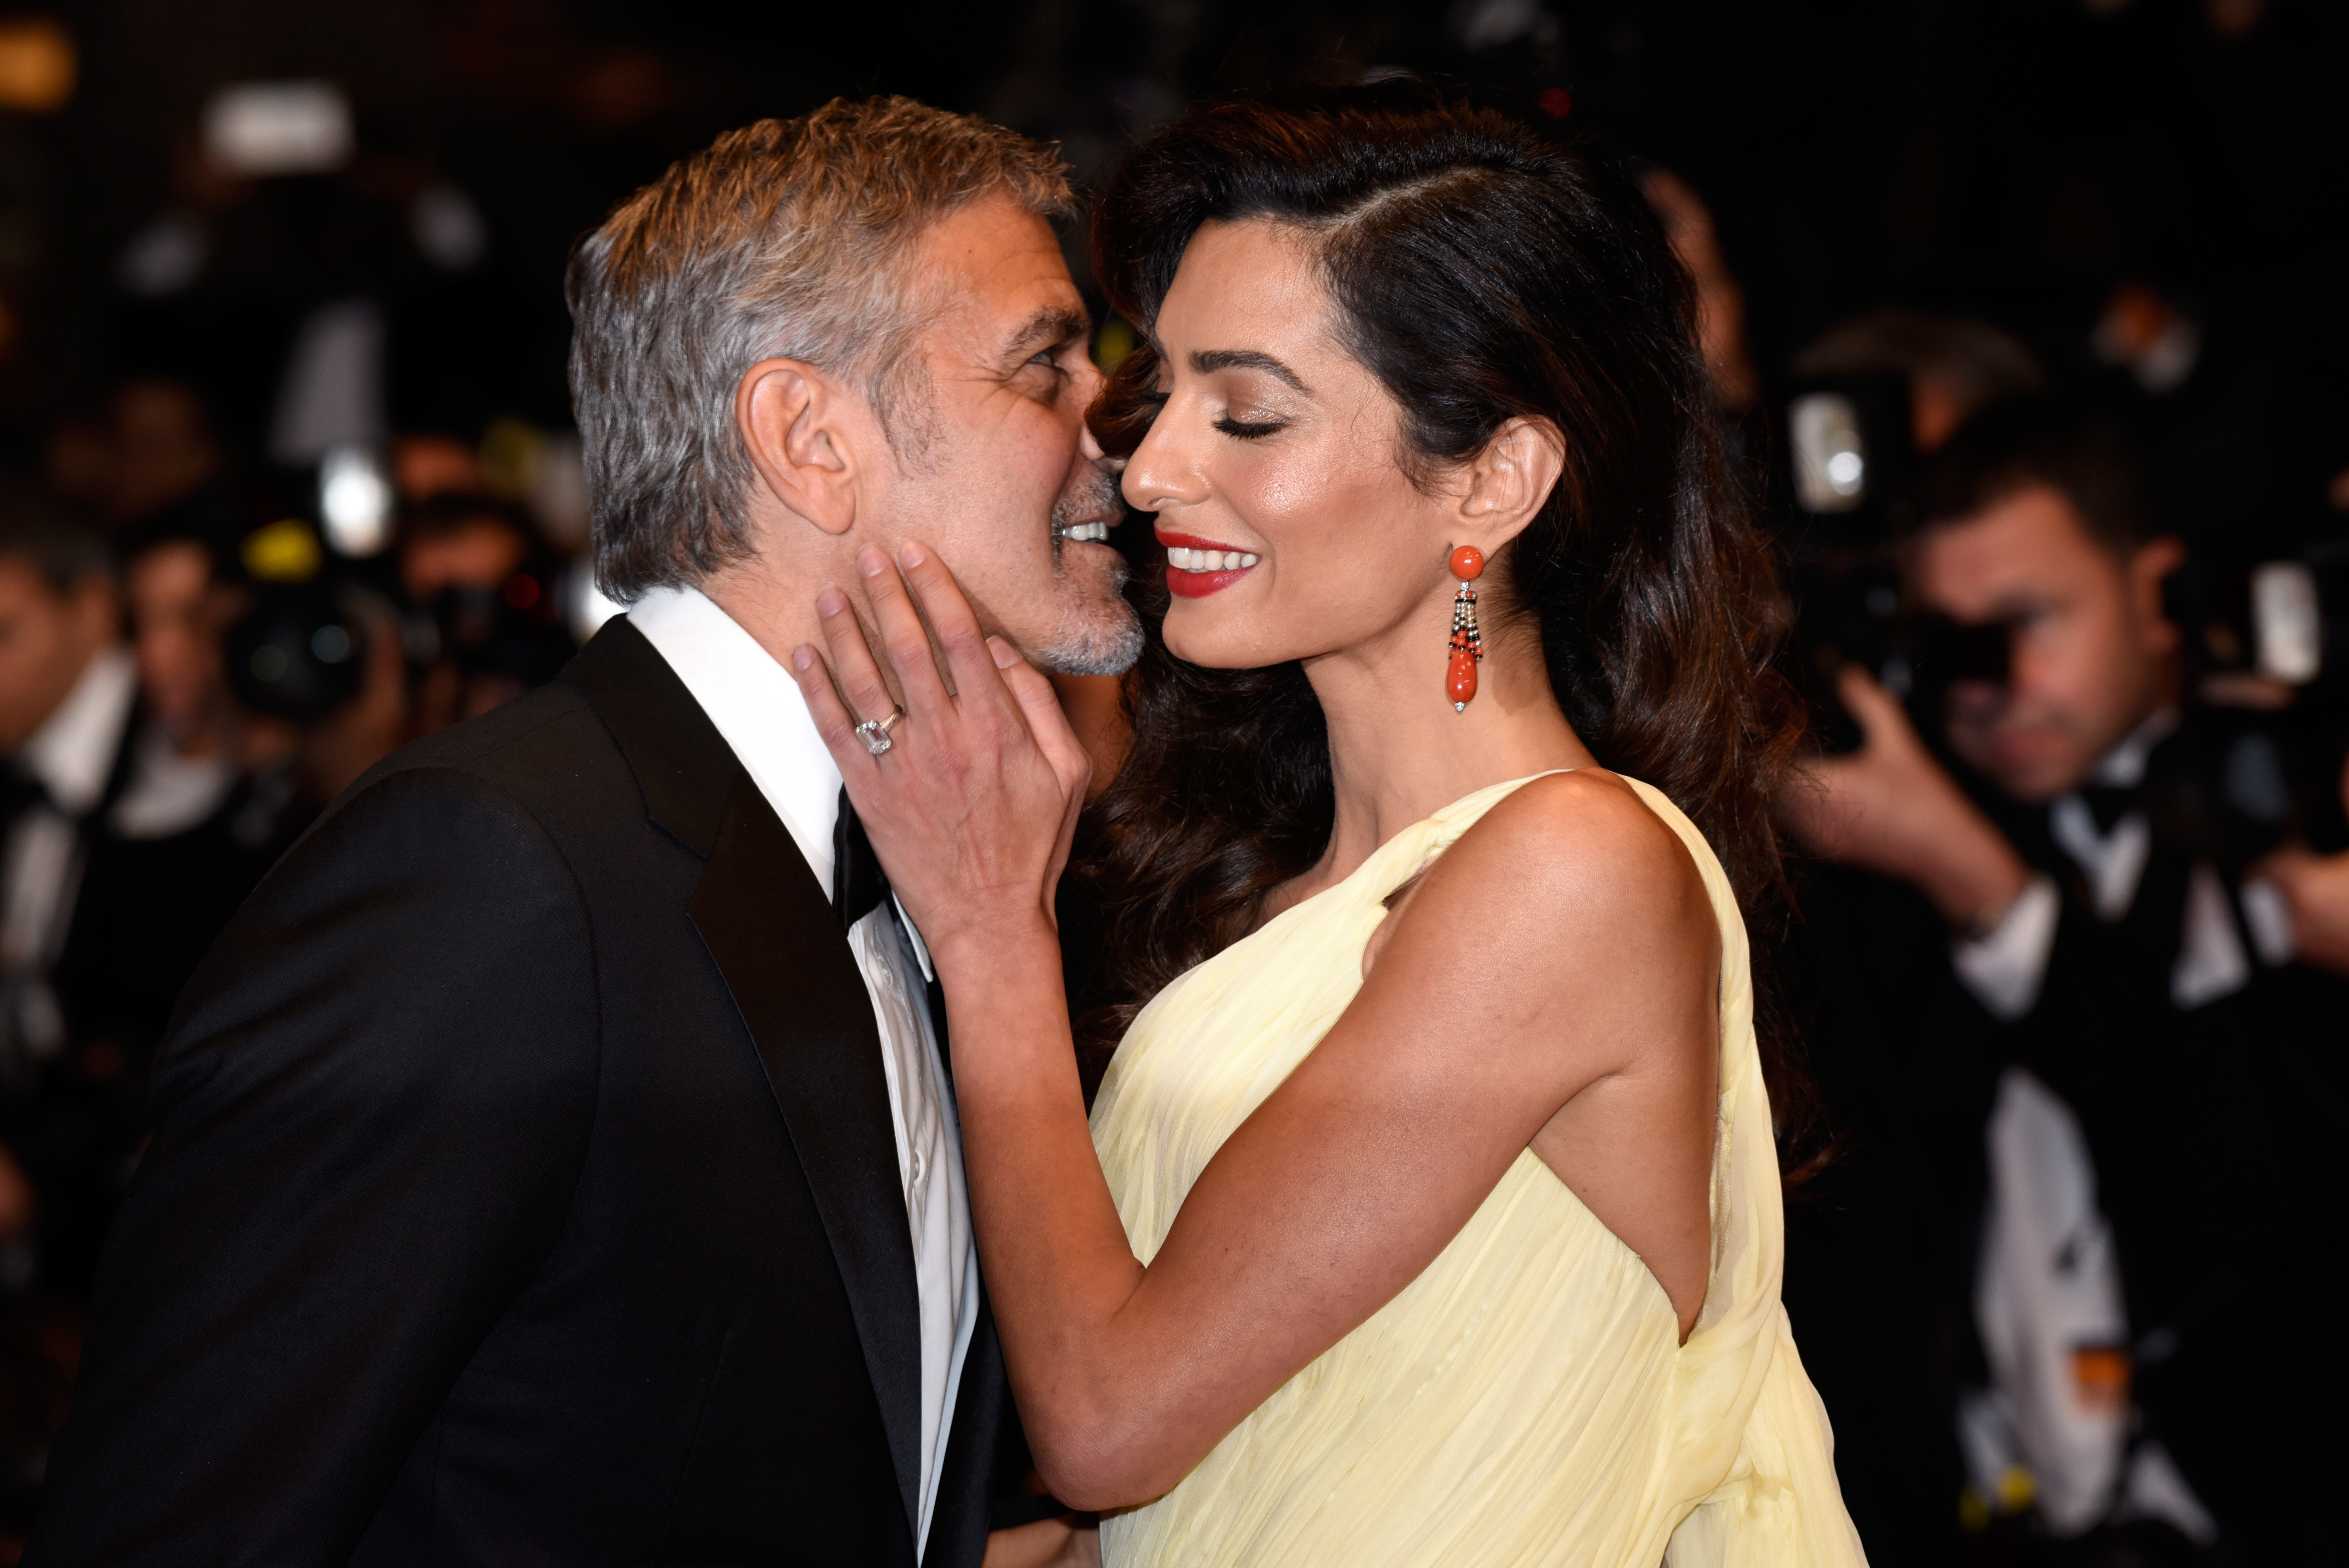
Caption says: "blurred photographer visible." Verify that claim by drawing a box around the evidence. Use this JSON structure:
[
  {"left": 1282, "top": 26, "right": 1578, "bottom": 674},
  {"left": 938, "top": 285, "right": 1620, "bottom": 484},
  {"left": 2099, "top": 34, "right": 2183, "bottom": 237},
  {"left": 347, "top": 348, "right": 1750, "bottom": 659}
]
[
  {"left": 396, "top": 493, "right": 575, "bottom": 735},
  {"left": 1784, "top": 402, "right": 2340, "bottom": 1563}
]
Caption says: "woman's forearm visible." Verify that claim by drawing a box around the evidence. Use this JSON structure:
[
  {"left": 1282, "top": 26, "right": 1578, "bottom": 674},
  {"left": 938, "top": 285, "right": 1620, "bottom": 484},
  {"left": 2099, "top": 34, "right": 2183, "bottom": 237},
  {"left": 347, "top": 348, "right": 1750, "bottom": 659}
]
[{"left": 936, "top": 925, "right": 1165, "bottom": 1504}]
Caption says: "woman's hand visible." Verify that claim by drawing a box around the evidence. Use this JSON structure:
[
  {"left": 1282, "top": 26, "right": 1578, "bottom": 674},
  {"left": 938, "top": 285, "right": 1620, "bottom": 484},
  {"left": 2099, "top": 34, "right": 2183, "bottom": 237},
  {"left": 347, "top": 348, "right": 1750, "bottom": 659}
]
[{"left": 787, "top": 542, "right": 1093, "bottom": 965}]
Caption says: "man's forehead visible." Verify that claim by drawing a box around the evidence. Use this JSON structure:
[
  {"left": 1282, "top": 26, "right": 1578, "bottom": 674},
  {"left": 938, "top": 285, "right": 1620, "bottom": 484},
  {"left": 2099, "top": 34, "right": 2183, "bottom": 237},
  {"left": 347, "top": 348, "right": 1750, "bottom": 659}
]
[
  {"left": 913, "top": 197, "right": 1084, "bottom": 357},
  {"left": 1920, "top": 486, "right": 2109, "bottom": 598}
]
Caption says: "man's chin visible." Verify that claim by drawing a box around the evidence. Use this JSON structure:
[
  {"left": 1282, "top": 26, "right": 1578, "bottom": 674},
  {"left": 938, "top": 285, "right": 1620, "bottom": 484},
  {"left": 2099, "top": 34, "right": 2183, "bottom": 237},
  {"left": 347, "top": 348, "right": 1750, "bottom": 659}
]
[
  {"left": 1034, "top": 603, "right": 1143, "bottom": 677},
  {"left": 1987, "top": 748, "right": 2090, "bottom": 805}
]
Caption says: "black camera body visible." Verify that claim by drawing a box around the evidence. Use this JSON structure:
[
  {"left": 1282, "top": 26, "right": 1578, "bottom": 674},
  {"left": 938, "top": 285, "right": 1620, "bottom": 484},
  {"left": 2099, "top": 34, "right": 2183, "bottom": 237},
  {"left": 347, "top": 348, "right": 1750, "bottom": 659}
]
[{"left": 1774, "top": 377, "right": 2349, "bottom": 866}]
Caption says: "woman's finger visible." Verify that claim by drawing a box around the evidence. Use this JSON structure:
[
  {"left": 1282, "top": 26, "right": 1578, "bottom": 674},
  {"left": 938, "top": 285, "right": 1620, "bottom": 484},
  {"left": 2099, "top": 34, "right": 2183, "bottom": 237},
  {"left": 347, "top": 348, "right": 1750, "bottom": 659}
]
[
  {"left": 788, "top": 642, "right": 881, "bottom": 785},
  {"left": 857, "top": 546, "right": 953, "bottom": 715},
  {"left": 898, "top": 541, "right": 1011, "bottom": 714},
  {"left": 989, "top": 637, "right": 1093, "bottom": 802},
  {"left": 815, "top": 584, "right": 900, "bottom": 732}
]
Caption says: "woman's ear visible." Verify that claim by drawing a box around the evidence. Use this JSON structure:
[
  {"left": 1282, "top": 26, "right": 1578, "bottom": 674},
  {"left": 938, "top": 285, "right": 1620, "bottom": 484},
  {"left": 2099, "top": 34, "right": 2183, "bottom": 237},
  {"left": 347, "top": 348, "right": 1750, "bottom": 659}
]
[
  {"left": 1458, "top": 417, "right": 1566, "bottom": 550},
  {"left": 736, "top": 358, "right": 867, "bottom": 537}
]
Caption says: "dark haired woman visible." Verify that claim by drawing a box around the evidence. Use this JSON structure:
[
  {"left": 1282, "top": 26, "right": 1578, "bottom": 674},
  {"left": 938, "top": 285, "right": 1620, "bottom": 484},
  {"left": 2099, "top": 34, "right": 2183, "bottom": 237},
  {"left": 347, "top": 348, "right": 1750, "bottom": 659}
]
[{"left": 790, "top": 85, "right": 1863, "bottom": 1567}]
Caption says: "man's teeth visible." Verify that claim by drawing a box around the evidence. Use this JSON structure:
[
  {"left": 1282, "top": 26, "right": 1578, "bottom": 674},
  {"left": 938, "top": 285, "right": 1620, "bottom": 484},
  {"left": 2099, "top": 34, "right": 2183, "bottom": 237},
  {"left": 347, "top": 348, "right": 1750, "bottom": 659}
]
[
  {"left": 1166, "top": 546, "right": 1261, "bottom": 571},
  {"left": 1059, "top": 521, "right": 1111, "bottom": 542}
]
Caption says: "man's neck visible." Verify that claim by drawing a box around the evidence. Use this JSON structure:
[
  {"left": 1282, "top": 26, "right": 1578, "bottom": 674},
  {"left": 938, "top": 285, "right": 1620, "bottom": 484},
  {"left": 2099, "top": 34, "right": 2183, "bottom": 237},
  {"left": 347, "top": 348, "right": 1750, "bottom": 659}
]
[
  {"left": 2085, "top": 705, "right": 2181, "bottom": 791},
  {"left": 703, "top": 558, "right": 912, "bottom": 712},
  {"left": 699, "top": 564, "right": 826, "bottom": 673}
]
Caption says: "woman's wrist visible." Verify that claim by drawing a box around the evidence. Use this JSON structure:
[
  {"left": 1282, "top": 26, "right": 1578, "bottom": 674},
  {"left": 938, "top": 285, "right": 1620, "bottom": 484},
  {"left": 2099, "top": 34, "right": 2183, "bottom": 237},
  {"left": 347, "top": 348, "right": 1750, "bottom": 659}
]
[{"left": 927, "top": 911, "right": 1061, "bottom": 982}]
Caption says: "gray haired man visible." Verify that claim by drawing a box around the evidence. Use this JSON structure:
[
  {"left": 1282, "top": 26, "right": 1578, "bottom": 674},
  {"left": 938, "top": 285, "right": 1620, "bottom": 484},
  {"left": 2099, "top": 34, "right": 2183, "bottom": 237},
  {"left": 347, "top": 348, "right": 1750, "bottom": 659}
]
[{"left": 29, "top": 98, "right": 1129, "bottom": 1568}]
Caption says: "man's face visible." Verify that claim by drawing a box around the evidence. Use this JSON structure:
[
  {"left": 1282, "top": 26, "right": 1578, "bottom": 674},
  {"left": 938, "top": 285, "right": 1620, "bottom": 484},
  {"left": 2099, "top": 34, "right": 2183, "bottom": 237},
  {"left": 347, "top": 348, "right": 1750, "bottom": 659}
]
[
  {"left": 858, "top": 196, "right": 1138, "bottom": 674},
  {"left": 0, "top": 559, "right": 116, "bottom": 754},
  {"left": 128, "top": 540, "right": 228, "bottom": 733},
  {"left": 1913, "top": 483, "right": 2180, "bottom": 803}
]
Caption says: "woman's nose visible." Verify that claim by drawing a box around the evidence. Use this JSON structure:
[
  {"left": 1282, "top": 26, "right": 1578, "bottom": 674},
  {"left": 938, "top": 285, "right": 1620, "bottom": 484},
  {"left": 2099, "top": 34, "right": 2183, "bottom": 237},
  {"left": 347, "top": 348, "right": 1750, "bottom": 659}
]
[{"left": 1122, "top": 414, "right": 1207, "bottom": 512}]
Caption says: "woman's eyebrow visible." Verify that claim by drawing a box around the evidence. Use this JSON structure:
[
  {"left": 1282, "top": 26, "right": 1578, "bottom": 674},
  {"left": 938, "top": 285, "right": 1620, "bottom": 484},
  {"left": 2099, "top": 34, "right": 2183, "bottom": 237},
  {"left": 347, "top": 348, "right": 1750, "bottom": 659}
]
[{"left": 1190, "top": 348, "right": 1309, "bottom": 393}]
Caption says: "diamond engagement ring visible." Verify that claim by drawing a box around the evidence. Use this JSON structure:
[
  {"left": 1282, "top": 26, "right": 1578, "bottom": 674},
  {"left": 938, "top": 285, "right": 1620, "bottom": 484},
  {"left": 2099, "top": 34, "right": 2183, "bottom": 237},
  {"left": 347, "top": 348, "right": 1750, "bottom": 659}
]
[{"left": 854, "top": 708, "right": 904, "bottom": 757}]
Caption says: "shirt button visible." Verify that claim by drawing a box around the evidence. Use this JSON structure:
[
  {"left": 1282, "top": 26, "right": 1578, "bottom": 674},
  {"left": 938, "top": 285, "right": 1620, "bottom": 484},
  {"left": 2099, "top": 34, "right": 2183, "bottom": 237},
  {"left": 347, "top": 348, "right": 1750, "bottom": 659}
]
[{"left": 909, "top": 1147, "right": 926, "bottom": 1184}]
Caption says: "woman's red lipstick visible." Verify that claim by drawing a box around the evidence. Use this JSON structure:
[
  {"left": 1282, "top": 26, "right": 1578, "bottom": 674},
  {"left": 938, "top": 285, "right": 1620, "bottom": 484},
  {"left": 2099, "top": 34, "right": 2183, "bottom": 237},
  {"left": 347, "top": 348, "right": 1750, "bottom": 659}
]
[{"left": 1158, "top": 531, "right": 1262, "bottom": 599}]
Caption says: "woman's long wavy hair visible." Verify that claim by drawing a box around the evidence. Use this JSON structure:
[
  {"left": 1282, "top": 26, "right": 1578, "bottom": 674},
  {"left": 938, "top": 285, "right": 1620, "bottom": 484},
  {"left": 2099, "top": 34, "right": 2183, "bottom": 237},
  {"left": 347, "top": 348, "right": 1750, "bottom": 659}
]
[{"left": 1069, "top": 83, "right": 1814, "bottom": 1161}]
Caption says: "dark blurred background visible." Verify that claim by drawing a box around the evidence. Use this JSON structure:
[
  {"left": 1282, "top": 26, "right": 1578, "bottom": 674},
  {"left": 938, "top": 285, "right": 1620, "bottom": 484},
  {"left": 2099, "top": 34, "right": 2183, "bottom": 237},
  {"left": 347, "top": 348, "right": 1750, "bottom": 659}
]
[
  {"left": 3, "top": 0, "right": 2344, "bottom": 477},
  {"left": 0, "top": 1, "right": 2339, "bottom": 1563}
]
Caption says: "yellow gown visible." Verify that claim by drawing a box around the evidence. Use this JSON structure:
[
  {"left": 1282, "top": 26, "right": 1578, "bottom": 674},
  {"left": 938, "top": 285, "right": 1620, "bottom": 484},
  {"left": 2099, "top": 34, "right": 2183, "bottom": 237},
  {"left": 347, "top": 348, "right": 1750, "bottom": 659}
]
[{"left": 1088, "top": 774, "right": 1867, "bottom": 1568}]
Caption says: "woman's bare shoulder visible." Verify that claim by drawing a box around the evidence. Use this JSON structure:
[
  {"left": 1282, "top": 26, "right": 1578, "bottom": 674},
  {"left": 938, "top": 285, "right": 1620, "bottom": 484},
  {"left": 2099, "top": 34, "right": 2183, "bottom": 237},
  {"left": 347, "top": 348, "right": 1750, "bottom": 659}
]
[
  {"left": 1459, "top": 771, "right": 1706, "bottom": 911},
  {"left": 1379, "top": 771, "right": 1716, "bottom": 1001},
  {"left": 1342, "top": 769, "right": 1718, "bottom": 1105}
]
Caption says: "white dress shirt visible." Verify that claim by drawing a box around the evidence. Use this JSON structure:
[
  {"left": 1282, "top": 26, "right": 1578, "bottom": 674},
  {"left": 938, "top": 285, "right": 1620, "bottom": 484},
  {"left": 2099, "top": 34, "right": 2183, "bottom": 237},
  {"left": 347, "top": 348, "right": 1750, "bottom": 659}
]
[
  {"left": 1949, "top": 708, "right": 2267, "bottom": 1018},
  {"left": 2, "top": 647, "right": 137, "bottom": 1060},
  {"left": 631, "top": 585, "right": 976, "bottom": 1557}
]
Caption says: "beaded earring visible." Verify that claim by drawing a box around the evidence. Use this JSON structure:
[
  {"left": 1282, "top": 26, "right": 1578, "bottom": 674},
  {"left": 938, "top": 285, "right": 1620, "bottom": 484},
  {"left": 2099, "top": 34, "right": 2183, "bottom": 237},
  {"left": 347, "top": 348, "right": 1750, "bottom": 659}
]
[{"left": 1447, "top": 545, "right": 1485, "bottom": 712}]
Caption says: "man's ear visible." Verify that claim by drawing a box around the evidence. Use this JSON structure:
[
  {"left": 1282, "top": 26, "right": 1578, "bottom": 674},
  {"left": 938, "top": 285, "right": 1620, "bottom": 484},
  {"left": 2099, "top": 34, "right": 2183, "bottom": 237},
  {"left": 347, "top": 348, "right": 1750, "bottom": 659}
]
[
  {"left": 1455, "top": 416, "right": 1566, "bottom": 553},
  {"left": 735, "top": 359, "right": 868, "bottom": 537},
  {"left": 2130, "top": 534, "right": 2187, "bottom": 648}
]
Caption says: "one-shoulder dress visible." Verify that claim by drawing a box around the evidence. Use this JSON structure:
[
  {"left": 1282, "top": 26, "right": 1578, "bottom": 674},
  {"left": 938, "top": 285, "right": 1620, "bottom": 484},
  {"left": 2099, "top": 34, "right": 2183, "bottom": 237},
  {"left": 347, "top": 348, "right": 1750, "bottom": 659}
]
[{"left": 1087, "top": 773, "right": 1867, "bottom": 1567}]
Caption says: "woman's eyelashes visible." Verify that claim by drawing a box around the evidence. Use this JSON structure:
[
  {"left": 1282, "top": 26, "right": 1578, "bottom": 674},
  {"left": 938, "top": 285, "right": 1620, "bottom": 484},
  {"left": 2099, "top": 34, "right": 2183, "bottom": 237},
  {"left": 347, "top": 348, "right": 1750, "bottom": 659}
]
[
  {"left": 1139, "top": 381, "right": 1283, "bottom": 438},
  {"left": 1213, "top": 413, "right": 1286, "bottom": 440}
]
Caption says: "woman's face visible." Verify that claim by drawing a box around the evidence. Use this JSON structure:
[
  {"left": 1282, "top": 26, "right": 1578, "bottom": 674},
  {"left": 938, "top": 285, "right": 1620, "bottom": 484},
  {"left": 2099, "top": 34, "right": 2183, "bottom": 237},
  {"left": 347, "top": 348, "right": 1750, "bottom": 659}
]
[{"left": 1122, "top": 218, "right": 1464, "bottom": 672}]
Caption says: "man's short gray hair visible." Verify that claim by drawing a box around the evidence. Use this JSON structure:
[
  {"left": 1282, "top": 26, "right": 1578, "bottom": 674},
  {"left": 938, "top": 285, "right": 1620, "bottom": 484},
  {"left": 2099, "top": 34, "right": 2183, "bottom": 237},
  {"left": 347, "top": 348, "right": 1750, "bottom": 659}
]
[{"left": 565, "top": 97, "right": 1073, "bottom": 601}]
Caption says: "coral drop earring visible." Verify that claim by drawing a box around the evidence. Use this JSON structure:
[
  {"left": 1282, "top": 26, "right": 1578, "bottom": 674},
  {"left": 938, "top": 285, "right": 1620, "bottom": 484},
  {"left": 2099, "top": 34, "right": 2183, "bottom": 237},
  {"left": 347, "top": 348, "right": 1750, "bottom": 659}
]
[{"left": 1447, "top": 545, "right": 1485, "bottom": 712}]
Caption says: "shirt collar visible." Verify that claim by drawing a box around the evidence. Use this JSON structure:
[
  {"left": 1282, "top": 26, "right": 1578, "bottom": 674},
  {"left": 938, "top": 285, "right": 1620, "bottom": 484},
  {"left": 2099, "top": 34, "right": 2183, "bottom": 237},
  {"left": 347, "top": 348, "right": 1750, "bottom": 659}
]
[
  {"left": 17, "top": 646, "right": 136, "bottom": 815},
  {"left": 2087, "top": 705, "right": 2180, "bottom": 790},
  {"left": 628, "top": 584, "right": 843, "bottom": 899}
]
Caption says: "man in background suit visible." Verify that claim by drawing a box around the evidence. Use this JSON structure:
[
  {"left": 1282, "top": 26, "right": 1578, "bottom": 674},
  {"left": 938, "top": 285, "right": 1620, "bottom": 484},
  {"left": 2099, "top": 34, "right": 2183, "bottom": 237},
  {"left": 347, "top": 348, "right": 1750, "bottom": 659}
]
[{"left": 29, "top": 98, "right": 1136, "bottom": 1567}]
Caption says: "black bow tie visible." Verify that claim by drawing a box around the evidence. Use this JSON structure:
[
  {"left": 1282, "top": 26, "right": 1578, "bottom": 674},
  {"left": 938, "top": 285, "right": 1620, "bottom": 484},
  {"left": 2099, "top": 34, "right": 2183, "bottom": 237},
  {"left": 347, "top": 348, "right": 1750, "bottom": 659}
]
[
  {"left": 832, "top": 788, "right": 889, "bottom": 931},
  {"left": 0, "top": 763, "right": 51, "bottom": 822},
  {"left": 832, "top": 788, "right": 955, "bottom": 1073},
  {"left": 2073, "top": 783, "right": 2139, "bottom": 835}
]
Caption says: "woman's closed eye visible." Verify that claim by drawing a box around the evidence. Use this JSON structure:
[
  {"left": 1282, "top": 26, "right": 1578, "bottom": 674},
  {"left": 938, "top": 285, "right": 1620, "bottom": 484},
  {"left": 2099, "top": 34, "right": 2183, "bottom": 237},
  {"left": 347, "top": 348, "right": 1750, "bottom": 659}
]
[{"left": 1213, "top": 410, "right": 1286, "bottom": 440}]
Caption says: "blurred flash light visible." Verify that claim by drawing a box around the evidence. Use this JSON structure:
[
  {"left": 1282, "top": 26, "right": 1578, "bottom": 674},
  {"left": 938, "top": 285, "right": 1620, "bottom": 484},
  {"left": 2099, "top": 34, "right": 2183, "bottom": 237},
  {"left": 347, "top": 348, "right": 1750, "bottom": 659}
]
[
  {"left": 2251, "top": 560, "right": 2321, "bottom": 684},
  {"left": 0, "top": 18, "right": 75, "bottom": 113},
  {"left": 204, "top": 81, "right": 353, "bottom": 179},
  {"left": 319, "top": 445, "right": 393, "bottom": 558},
  {"left": 1790, "top": 393, "right": 1868, "bottom": 513}
]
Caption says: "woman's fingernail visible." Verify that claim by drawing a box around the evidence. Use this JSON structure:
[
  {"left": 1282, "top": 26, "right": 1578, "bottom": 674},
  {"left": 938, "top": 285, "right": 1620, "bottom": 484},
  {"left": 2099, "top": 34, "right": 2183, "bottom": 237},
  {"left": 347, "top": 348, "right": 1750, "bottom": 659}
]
[
  {"left": 791, "top": 646, "right": 815, "bottom": 671},
  {"left": 988, "top": 636, "right": 1020, "bottom": 669},
  {"left": 857, "top": 547, "right": 889, "bottom": 578},
  {"left": 816, "top": 587, "right": 846, "bottom": 617},
  {"left": 899, "top": 540, "right": 927, "bottom": 569}
]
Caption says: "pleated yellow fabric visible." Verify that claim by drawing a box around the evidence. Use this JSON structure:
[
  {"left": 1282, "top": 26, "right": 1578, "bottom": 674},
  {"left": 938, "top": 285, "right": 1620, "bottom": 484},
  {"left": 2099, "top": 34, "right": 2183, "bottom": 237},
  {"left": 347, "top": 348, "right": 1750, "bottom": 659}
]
[{"left": 1089, "top": 773, "right": 1867, "bottom": 1568}]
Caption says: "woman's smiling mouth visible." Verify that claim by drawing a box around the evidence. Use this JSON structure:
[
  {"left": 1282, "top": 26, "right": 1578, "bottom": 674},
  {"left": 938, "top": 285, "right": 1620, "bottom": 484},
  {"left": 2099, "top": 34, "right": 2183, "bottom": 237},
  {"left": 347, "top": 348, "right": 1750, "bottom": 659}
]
[{"left": 1159, "top": 531, "right": 1261, "bottom": 597}]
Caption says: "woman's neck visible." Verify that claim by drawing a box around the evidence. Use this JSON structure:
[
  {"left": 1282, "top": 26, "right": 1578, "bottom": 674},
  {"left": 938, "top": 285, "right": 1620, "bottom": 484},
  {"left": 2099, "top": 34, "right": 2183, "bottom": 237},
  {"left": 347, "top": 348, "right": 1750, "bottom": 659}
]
[{"left": 1281, "top": 619, "right": 1595, "bottom": 908}]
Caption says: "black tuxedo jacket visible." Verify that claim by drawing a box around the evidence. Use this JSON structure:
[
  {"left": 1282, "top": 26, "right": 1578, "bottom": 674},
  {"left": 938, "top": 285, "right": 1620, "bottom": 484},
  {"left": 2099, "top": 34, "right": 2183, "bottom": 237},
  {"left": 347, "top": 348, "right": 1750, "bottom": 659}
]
[{"left": 27, "top": 620, "right": 1013, "bottom": 1566}]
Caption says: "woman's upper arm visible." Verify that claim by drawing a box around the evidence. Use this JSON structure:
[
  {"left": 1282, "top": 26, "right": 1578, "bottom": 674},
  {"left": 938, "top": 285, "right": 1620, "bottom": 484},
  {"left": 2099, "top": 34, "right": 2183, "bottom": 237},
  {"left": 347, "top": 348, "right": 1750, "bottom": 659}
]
[{"left": 1105, "top": 773, "right": 1716, "bottom": 1484}]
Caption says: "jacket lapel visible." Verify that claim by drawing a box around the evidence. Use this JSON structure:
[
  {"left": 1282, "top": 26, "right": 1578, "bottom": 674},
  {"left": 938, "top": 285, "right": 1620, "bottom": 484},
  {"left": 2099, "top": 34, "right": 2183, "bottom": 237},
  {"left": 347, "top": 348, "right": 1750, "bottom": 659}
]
[{"left": 565, "top": 620, "right": 928, "bottom": 1537}]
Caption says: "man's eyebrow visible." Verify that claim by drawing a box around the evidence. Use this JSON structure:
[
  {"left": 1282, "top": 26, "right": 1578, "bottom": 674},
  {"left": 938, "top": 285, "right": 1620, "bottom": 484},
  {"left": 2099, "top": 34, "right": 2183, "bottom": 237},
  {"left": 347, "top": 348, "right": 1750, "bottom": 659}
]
[
  {"left": 1002, "top": 306, "right": 1091, "bottom": 363},
  {"left": 1190, "top": 349, "right": 1309, "bottom": 393}
]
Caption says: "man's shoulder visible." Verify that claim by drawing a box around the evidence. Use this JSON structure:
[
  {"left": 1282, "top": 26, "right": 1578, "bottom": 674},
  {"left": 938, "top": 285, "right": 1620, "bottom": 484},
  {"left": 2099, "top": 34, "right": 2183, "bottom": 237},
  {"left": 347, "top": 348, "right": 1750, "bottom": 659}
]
[
  {"left": 378, "top": 679, "right": 606, "bottom": 790},
  {"left": 337, "top": 676, "right": 641, "bottom": 830}
]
